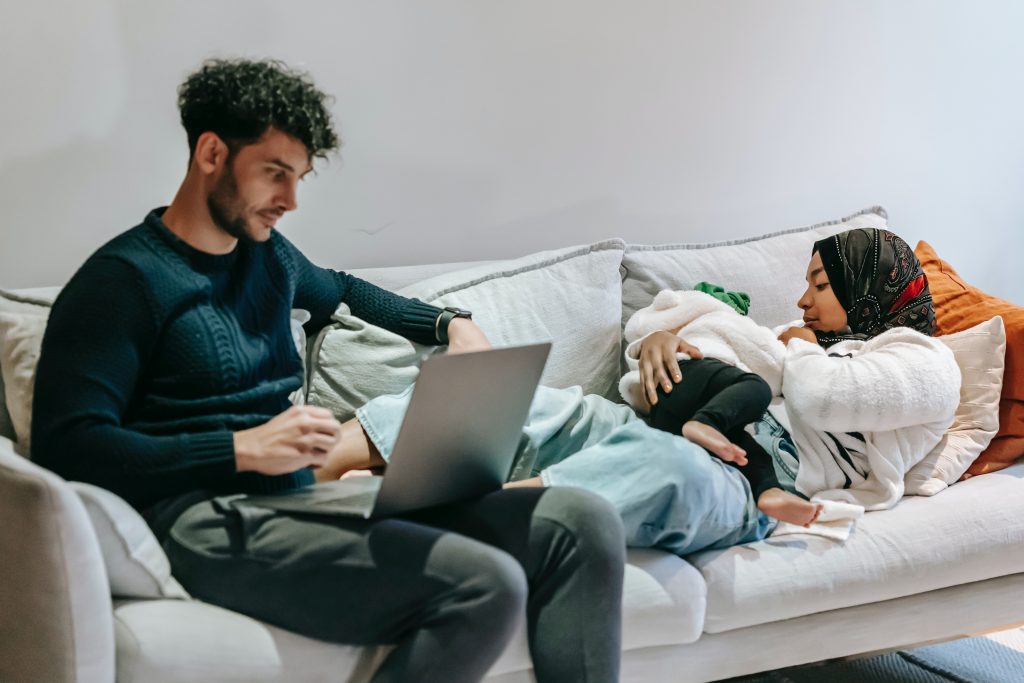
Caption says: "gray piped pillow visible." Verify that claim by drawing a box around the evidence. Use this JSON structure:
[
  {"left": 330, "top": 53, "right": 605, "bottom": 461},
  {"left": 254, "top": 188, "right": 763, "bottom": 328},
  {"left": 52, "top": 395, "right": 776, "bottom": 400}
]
[{"left": 308, "top": 240, "right": 627, "bottom": 422}]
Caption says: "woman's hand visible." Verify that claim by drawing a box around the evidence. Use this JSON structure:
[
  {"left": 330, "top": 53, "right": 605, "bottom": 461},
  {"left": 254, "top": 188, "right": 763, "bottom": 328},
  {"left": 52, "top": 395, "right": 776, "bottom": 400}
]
[
  {"left": 638, "top": 331, "right": 703, "bottom": 406},
  {"left": 446, "top": 317, "right": 492, "bottom": 354},
  {"left": 778, "top": 326, "right": 817, "bottom": 345}
]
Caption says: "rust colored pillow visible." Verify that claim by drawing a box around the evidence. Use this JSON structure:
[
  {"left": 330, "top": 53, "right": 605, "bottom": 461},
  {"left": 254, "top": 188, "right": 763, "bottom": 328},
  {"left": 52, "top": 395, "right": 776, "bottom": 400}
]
[{"left": 915, "top": 241, "right": 1024, "bottom": 475}]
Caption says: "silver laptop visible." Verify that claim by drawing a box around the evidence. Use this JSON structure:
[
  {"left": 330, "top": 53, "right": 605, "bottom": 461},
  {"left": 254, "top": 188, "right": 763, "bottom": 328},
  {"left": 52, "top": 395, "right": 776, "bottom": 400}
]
[{"left": 239, "top": 343, "right": 551, "bottom": 518}]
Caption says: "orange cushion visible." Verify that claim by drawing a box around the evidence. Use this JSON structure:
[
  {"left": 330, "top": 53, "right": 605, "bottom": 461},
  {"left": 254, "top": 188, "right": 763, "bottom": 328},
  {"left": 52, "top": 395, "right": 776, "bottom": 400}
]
[{"left": 915, "top": 241, "right": 1024, "bottom": 476}]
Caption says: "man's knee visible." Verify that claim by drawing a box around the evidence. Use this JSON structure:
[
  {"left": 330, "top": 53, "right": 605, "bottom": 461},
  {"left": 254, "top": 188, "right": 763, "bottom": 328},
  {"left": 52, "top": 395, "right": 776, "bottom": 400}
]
[
  {"left": 436, "top": 535, "right": 529, "bottom": 619},
  {"left": 535, "top": 487, "right": 626, "bottom": 564}
]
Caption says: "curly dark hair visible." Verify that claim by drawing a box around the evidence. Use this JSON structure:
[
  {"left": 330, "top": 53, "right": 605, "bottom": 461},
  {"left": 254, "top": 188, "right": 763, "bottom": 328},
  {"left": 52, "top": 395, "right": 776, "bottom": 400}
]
[{"left": 178, "top": 58, "right": 339, "bottom": 161}]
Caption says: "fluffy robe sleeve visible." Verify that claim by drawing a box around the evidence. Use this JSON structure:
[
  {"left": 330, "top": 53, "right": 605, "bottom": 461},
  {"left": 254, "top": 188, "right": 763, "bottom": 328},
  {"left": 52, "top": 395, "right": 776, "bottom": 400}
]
[{"left": 781, "top": 328, "right": 961, "bottom": 434}]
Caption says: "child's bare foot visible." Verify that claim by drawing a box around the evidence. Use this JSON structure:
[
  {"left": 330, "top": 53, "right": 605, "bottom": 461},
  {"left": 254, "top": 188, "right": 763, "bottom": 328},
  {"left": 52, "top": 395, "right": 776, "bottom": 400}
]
[
  {"left": 682, "top": 421, "right": 748, "bottom": 465},
  {"left": 757, "top": 488, "right": 823, "bottom": 527}
]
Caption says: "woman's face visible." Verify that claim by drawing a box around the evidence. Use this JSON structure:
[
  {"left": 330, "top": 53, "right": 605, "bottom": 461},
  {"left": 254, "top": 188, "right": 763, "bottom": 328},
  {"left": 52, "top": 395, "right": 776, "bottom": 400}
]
[{"left": 798, "top": 251, "right": 848, "bottom": 332}]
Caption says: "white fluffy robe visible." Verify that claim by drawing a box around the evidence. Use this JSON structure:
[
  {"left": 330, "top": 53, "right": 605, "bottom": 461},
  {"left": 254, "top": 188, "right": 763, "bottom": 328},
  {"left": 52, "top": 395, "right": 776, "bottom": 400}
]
[
  {"left": 620, "top": 290, "right": 786, "bottom": 414},
  {"left": 781, "top": 329, "right": 961, "bottom": 510}
]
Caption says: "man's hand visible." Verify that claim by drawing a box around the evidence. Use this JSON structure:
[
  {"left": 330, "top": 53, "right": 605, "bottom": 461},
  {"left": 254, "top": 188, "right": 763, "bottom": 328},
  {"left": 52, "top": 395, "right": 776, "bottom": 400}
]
[
  {"left": 446, "top": 317, "right": 492, "bottom": 354},
  {"left": 234, "top": 405, "right": 342, "bottom": 475},
  {"left": 778, "top": 326, "right": 818, "bottom": 345},
  {"left": 638, "top": 331, "right": 703, "bottom": 406}
]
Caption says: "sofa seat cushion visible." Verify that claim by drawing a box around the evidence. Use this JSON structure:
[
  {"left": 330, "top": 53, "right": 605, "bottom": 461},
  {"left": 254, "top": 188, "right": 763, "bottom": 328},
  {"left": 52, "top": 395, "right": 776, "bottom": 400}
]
[
  {"left": 689, "top": 461, "right": 1024, "bottom": 634},
  {"left": 113, "top": 598, "right": 381, "bottom": 683},
  {"left": 113, "top": 549, "right": 706, "bottom": 682}
]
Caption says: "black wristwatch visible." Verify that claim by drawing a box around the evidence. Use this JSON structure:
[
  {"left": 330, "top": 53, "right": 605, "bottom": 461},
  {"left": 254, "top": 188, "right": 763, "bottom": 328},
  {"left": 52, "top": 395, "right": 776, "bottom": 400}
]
[{"left": 436, "top": 306, "right": 473, "bottom": 345}]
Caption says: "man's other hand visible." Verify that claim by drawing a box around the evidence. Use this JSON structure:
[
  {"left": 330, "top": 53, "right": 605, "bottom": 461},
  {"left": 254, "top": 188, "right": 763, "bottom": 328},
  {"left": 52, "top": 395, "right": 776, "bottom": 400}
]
[
  {"left": 446, "top": 317, "right": 492, "bottom": 354},
  {"left": 234, "top": 405, "right": 342, "bottom": 475}
]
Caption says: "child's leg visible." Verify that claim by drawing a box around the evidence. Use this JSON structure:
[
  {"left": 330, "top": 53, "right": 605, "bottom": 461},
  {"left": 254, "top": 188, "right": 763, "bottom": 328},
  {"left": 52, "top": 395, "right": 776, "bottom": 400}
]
[
  {"left": 649, "top": 358, "right": 768, "bottom": 432},
  {"left": 650, "top": 358, "right": 771, "bottom": 464},
  {"left": 730, "top": 428, "right": 822, "bottom": 527}
]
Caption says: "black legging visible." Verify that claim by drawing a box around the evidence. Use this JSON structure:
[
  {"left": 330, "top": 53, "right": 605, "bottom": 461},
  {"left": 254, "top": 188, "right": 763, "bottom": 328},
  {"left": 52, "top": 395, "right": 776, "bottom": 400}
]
[{"left": 649, "top": 357, "right": 779, "bottom": 500}]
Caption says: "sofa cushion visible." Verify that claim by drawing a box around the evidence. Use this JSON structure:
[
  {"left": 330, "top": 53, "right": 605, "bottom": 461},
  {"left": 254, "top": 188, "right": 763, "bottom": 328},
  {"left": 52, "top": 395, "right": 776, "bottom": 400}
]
[
  {"left": 916, "top": 240, "right": 1024, "bottom": 476},
  {"left": 621, "top": 206, "right": 889, "bottom": 330},
  {"left": 904, "top": 316, "right": 1006, "bottom": 495},
  {"left": 0, "top": 309, "right": 48, "bottom": 454},
  {"left": 308, "top": 240, "right": 627, "bottom": 421},
  {"left": 0, "top": 289, "right": 55, "bottom": 443},
  {"left": 0, "top": 435, "right": 114, "bottom": 683},
  {"left": 72, "top": 482, "right": 189, "bottom": 600},
  {"left": 113, "top": 598, "right": 377, "bottom": 683},
  {"left": 408, "top": 239, "right": 627, "bottom": 399},
  {"left": 689, "top": 461, "right": 1024, "bottom": 634},
  {"left": 112, "top": 548, "right": 705, "bottom": 683}
]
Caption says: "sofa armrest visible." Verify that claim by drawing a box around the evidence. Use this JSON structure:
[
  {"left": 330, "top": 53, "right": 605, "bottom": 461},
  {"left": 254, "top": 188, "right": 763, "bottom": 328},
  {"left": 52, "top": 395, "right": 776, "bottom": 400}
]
[
  {"left": 71, "top": 482, "right": 189, "bottom": 600},
  {"left": 0, "top": 438, "right": 115, "bottom": 682}
]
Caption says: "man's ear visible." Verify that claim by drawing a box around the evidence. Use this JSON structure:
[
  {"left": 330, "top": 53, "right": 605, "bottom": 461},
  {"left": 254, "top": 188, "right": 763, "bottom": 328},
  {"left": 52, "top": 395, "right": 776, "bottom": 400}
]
[{"left": 193, "top": 132, "right": 228, "bottom": 175}]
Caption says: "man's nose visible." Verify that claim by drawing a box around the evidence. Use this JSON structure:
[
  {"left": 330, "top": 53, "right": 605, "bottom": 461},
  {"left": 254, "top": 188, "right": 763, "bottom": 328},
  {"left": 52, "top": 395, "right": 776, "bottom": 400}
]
[{"left": 280, "top": 182, "right": 298, "bottom": 212}]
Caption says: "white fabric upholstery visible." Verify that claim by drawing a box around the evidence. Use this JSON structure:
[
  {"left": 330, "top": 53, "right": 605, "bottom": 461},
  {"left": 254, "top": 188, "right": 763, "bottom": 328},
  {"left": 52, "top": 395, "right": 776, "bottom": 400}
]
[
  {"left": 615, "top": 571, "right": 1024, "bottom": 683},
  {"left": 113, "top": 598, "right": 384, "bottom": 683},
  {"left": 71, "top": 482, "right": 189, "bottom": 600},
  {"left": 904, "top": 315, "right": 1006, "bottom": 495},
  {"left": 690, "top": 461, "right": 1024, "bottom": 633},
  {"left": 0, "top": 436, "right": 115, "bottom": 683},
  {"left": 0, "top": 310, "right": 48, "bottom": 453},
  {"left": 0, "top": 288, "right": 55, "bottom": 443},
  {"left": 621, "top": 206, "right": 888, "bottom": 330}
]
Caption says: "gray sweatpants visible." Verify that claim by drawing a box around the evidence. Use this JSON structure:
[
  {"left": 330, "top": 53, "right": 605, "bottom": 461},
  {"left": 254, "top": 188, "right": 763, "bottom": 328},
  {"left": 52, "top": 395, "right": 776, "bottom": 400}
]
[{"left": 157, "top": 486, "right": 624, "bottom": 683}]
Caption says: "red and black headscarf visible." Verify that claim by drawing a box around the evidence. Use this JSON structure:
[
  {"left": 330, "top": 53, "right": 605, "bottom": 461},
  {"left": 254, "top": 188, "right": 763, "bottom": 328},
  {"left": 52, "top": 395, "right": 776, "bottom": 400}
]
[{"left": 812, "top": 228, "right": 936, "bottom": 346}]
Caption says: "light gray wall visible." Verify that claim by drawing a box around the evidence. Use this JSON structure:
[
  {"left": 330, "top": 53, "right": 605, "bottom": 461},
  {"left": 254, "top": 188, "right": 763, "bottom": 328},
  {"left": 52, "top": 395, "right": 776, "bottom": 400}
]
[{"left": 1, "top": 1, "right": 1021, "bottom": 303}]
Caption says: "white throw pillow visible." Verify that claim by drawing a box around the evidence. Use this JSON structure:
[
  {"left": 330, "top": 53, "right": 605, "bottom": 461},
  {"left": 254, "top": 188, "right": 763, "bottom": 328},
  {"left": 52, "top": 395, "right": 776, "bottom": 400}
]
[
  {"left": 904, "top": 316, "right": 1006, "bottom": 496},
  {"left": 308, "top": 239, "right": 627, "bottom": 421},
  {"left": 70, "top": 482, "right": 189, "bottom": 599},
  {"left": 0, "top": 310, "right": 49, "bottom": 455},
  {"left": 0, "top": 289, "right": 54, "bottom": 442},
  {"left": 621, "top": 206, "right": 889, "bottom": 330}
]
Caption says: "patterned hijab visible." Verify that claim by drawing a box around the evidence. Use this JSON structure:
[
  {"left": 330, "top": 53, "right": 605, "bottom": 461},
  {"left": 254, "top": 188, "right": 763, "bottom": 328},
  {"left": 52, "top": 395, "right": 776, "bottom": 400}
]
[{"left": 811, "top": 228, "right": 936, "bottom": 346}]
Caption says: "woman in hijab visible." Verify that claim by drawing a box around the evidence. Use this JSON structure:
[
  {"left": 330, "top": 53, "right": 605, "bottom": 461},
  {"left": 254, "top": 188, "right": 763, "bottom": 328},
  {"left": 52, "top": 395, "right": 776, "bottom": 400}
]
[{"left": 631, "top": 227, "right": 958, "bottom": 522}]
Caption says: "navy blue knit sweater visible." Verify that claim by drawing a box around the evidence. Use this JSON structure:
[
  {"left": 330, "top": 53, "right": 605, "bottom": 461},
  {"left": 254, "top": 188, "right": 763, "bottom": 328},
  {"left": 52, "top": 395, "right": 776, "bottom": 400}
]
[{"left": 31, "top": 209, "right": 442, "bottom": 511}]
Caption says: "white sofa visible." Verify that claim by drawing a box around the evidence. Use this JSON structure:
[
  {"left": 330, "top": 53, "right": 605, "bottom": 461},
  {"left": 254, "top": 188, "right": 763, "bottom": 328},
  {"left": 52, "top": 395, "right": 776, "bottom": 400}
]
[{"left": 2, "top": 206, "right": 1022, "bottom": 683}]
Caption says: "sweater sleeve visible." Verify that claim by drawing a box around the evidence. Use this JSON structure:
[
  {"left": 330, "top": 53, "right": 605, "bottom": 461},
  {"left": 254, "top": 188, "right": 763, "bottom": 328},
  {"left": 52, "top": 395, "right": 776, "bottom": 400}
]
[
  {"left": 30, "top": 257, "right": 239, "bottom": 510},
  {"left": 781, "top": 328, "right": 961, "bottom": 434},
  {"left": 274, "top": 232, "right": 443, "bottom": 345}
]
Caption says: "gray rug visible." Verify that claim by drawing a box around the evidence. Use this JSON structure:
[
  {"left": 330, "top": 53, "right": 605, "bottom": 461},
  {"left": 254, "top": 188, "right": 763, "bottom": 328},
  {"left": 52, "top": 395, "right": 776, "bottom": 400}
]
[{"left": 726, "top": 626, "right": 1024, "bottom": 682}]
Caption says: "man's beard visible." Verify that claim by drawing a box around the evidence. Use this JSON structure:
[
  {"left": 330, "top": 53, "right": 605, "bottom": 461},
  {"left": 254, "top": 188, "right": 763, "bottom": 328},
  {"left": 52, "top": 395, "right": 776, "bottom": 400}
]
[{"left": 207, "top": 165, "right": 250, "bottom": 241}]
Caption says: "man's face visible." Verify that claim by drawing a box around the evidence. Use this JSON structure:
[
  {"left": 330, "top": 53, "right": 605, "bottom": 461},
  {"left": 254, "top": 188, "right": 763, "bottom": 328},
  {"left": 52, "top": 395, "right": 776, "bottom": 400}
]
[{"left": 207, "top": 128, "right": 313, "bottom": 242}]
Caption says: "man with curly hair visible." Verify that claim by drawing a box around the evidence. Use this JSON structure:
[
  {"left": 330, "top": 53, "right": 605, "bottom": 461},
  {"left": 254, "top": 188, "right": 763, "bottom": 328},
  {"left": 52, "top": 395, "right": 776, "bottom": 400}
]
[{"left": 32, "top": 58, "right": 624, "bottom": 683}]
